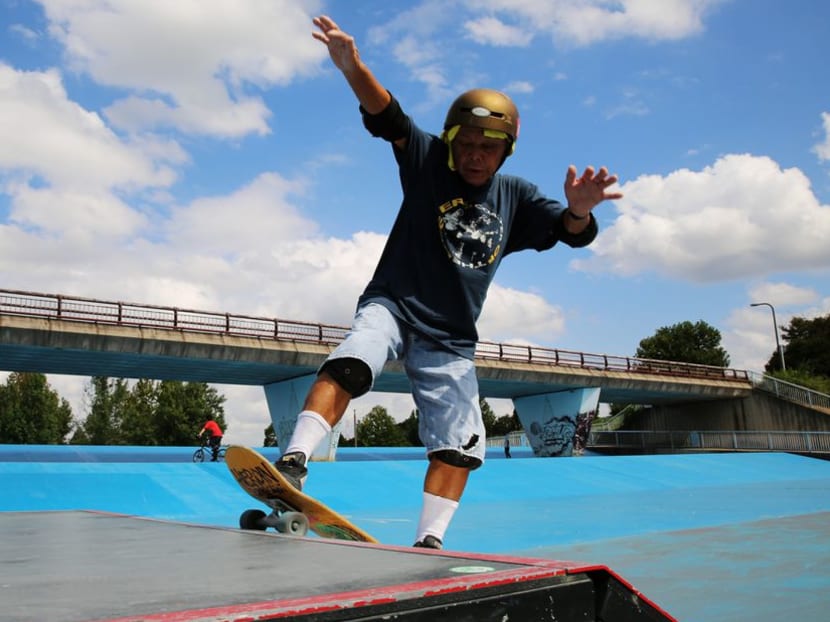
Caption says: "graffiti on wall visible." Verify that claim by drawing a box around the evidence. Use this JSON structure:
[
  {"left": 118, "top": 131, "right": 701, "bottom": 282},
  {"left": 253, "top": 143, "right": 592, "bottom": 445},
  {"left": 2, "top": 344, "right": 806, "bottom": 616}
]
[{"left": 515, "top": 388, "right": 600, "bottom": 457}]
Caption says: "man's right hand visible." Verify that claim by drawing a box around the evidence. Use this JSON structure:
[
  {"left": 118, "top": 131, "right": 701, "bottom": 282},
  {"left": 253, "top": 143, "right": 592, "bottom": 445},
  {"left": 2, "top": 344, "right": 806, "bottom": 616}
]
[
  {"left": 311, "top": 16, "right": 393, "bottom": 123},
  {"left": 312, "top": 15, "right": 360, "bottom": 75}
]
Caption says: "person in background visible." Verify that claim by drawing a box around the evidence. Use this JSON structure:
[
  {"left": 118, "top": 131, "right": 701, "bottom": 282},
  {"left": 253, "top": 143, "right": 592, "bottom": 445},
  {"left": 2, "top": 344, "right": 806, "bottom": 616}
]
[
  {"left": 272, "top": 15, "right": 623, "bottom": 550},
  {"left": 198, "top": 418, "right": 223, "bottom": 462}
]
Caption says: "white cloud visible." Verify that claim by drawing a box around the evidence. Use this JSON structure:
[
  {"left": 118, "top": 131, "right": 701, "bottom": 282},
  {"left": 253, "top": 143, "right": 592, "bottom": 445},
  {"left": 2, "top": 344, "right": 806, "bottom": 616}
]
[
  {"left": 10, "top": 23, "right": 39, "bottom": 43},
  {"left": 368, "top": 0, "right": 456, "bottom": 44},
  {"left": 814, "top": 112, "right": 830, "bottom": 162},
  {"left": 462, "top": 0, "right": 726, "bottom": 46},
  {"left": 243, "top": 231, "right": 387, "bottom": 325},
  {"left": 504, "top": 80, "right": 534, "bottom": 94},
  {"left": 463, "top": 16, "right": 532, "bottom": 47},
  {"left": 0, "top": 62, "right": 180, "bottom": 269},
  {"left": 103, "top": 94, "right": 272, "bottom": 138},
  {"left": 0, "top": 64, "right": 177, "bottom": 191},
  {"left": 723, "top": 306, "right": 782, "bottom": 372},
  {"left": 39, "top": 0, "right": 327, "bottom": 137},
  {"left": 7, "top": 183, "right": 147, "bottom": 239},
  {"left": 165, "top": 172, "right": 318, "bottom": 255},
  {"left": 383, "top": 32, "right": 459, "bottom": 107},
  {"left": 478, "top": 285, "right": 566, "bottom": 343},
  {"left": 747, "top": 282, "right": 820, "bottom": 308},
  {"left": 605, "top": 88, "right": 650, "bottom": 119},
  {"left": 574, "top": 154, "right": 830, "bottom": 282}
]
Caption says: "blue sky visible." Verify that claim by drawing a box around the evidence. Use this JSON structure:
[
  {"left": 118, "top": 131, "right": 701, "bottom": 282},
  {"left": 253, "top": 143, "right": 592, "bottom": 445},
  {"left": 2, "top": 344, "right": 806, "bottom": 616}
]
[{"left": 2, "top": 0, "right": 829, "bottom": 445}]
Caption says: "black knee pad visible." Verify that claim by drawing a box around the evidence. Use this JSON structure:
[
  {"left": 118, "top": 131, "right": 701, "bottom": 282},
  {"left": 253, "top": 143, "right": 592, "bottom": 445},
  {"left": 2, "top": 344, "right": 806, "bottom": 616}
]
[
  {"left": 430, "top": 449, "right": 483, "bottom": 471},
  {"left": 320, "top": 357, "right": 373, "bottom": 398}
]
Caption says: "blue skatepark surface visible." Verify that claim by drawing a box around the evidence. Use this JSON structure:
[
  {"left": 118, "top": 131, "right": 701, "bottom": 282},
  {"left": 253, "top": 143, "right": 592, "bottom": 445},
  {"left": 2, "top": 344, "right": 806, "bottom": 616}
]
[{"left": 3, "top": 445, "right": 830, "bottom": 621}]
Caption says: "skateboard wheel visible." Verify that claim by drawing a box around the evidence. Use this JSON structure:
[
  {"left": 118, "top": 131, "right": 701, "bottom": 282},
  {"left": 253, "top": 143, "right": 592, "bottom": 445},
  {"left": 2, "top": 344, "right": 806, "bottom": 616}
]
[
  {"left": 275, "top": 511, "right": 309, "bottom": 536},
  {"left": 239, "top": 508, "right": 268, "bottom": 531}
]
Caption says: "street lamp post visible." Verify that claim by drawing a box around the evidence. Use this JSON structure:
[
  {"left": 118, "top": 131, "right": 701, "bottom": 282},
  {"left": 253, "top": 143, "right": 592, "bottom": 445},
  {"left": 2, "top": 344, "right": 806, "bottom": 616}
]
[{"left": 750, "top": 302, "right": 786, "bottom": 371}]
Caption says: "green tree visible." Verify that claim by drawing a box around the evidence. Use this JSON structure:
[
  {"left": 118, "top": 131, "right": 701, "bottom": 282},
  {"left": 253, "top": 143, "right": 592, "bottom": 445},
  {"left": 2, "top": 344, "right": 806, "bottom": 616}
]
[
  {"left": 768, "top": 314, "right": 830, "bottom": 377},
  {"left": 154, "top": 381, "right": 226, "bottom": 446},
  {"left": 772, "top": 369, "right": 830, "bottom": 394},
  {"left": 491, "top": 410, "right": 522, "bottom": 436},
  {"left": 396, "top": 410, "right": 422, "bottom": 446},
  {"left": 120, "top": 379, "right": 160, "bottom": 445},
  {"left": 480, "top": 398, "right": 497, "bottom": 434},
  {"left": 69, "top": 424, "right": 89, "bottom": 445},
  {"left": 72, "top": 378, "right": 227, "bottom": 446},
  {"left": 0, "top": 372, "right": 73, "bottom": 444},
  {"left": 356, "top": 406, "right": 409, "bottom": 447},
  {"left": 636, "top": 320, "right": 730, "bottom": 367},
  {"left": 75, "top": 377, "right": 131, "bottom": 445}
]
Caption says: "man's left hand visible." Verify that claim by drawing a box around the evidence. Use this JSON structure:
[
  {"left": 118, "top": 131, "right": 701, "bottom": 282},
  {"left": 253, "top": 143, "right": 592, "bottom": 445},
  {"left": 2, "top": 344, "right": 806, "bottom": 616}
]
[{"left": 564, "top": 165, "right": 623, "bottom": 219}]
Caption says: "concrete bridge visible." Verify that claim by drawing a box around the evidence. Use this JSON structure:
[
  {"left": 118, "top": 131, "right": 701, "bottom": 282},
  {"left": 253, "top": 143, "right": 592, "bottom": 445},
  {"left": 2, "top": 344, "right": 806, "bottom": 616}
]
[{"left": 1, "top": 289, "right": 754, "bottom": 456}]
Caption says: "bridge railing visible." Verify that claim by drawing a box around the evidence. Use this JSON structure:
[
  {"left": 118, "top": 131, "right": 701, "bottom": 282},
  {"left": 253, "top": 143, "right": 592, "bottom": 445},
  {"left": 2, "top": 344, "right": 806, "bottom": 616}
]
[
  {"left": 747, "top": 371, "right": 830, "bottom": 412},
  {"left": 0, "top": 288, "right": 751, "bottom": 382},
  {"left": 486, "top": 431, "right": 531, "bottom": 448},
  {"left": 0, "top": 288, "right": 349, "bottom": 344},
  {"left": 473, "top": 340, "right": 749, "bottom": 380},
  {"left": 588, "top": 429, "right": 830, "bottom": 455}
]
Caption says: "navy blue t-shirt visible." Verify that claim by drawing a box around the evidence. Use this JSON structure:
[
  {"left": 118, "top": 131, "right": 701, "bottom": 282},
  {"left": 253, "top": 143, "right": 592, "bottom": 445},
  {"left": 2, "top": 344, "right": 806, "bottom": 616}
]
[{"left": 358, "top": 121, "right": 597, "bottom": 359}]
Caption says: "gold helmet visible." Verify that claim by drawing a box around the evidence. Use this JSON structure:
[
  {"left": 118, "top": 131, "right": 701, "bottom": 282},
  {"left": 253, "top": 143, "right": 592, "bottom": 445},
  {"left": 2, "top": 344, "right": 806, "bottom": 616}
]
[
  {"left": 443, "top": 88, "right": 520, "bottom": 145},
  {"left": 441, "top": 89, "right": 519, "bottom": 171}
]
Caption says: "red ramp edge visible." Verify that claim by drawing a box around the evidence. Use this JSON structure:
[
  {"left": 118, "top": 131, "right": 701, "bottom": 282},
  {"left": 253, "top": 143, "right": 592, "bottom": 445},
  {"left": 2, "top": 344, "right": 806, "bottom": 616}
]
[{"left": 96, "top": 542, "right": 676, "bottom": 622}]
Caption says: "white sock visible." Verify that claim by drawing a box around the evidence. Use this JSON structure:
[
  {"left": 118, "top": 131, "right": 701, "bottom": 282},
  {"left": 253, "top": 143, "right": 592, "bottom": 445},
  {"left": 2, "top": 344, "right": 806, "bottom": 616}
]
[
  {"left": 285, "top": 410, "right": 331, "bottom": 459},
  {"left": 415, "top": 492, "right": 459, "bottom": 543}
]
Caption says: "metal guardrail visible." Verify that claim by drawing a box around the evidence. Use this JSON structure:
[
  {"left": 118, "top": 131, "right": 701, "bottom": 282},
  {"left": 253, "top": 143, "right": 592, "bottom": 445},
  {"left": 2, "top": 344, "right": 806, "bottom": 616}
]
[
  {"left": 486, "top": 431, "right": 531, "bottom": 448},
  {"left": 748, "top": 371, "right": 830, "bottom": 411},
  {"left": 588, "top": 430, "right": 830, "bottom": 455},
  {"left": 0, "top": 289, "right": 349, "bottom": 344},
  {"left": 0, "top": 288, "right": 752, "bottom": 382}
]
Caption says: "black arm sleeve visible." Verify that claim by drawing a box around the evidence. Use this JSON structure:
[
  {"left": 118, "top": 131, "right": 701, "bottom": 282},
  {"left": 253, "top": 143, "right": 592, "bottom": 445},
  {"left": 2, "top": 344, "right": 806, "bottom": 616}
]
[{"left": 359, "top": 92, "right": 411, "bottom": 142}]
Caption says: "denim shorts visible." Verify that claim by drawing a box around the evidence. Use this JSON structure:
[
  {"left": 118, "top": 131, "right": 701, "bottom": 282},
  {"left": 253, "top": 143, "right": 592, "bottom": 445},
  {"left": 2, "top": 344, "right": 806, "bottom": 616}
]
[{"left": 326, "top": 303, "right": 486, "bottom": 462}]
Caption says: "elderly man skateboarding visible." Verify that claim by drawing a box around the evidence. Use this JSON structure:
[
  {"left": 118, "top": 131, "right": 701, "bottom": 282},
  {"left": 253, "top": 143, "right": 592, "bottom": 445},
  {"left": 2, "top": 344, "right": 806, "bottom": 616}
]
[{"left": 272, "top": 15, "right": 623, "bottom": 550}]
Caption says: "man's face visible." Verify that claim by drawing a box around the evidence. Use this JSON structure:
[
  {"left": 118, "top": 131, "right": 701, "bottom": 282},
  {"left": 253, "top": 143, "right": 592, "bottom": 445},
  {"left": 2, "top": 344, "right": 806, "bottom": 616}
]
[{"left": 451, "top": 126, "right": 508, "bottom": 186}]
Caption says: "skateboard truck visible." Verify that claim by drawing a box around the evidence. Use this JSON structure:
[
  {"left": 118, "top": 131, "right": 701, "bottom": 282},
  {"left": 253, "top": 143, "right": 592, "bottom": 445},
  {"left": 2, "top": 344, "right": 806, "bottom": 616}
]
[{"left": 239, "top": 502, "right": 310, "bottom": 537}]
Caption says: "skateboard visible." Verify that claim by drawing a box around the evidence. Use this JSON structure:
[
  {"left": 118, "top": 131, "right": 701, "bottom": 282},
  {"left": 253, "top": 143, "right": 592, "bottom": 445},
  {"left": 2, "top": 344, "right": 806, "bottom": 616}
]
[{"left": 225, "top": 445, "right": 378, "bottom": 543}]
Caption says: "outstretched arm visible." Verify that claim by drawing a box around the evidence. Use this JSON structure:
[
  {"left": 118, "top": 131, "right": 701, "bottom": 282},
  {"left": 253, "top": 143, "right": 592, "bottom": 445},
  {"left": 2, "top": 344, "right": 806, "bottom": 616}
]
[
  {"left": 312, "top": 15, "right": 390, "bottom": 115},
  {"left": 562, "top": 165, "right": 623, "bottom": 233}
]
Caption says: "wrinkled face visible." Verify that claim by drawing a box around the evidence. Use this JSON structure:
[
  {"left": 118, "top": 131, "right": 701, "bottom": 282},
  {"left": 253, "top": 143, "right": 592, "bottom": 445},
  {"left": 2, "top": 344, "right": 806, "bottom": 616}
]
[{"left": 451, "top": 126, "right": 509, "bottom": 186}]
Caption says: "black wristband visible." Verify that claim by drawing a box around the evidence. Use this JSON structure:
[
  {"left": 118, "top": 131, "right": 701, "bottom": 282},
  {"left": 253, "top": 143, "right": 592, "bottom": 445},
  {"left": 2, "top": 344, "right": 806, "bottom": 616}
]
[{"left": 567, "top": 208, "right": 588, "bottom": 221}]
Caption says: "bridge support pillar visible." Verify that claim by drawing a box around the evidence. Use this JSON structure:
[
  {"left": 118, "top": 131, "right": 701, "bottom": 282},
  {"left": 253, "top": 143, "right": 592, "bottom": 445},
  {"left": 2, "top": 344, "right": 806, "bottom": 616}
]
[
  {"left": 513, "top": 388, "right": 600, "bottom": 457},
  {"left": 263, "top": 376, "right": 343, "bottom": 461}
]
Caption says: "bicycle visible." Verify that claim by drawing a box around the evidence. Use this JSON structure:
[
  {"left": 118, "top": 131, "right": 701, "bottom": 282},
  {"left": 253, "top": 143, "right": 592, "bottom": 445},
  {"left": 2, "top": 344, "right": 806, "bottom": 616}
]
[{"left": 192, "top": 436, "right": 227, "bottom": 463}]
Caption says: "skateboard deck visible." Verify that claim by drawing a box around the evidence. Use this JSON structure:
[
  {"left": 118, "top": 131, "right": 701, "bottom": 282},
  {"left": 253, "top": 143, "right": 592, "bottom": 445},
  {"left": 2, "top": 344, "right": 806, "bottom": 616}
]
[{"left": 225, "top": 445, "right": 377, "bottom": 543}]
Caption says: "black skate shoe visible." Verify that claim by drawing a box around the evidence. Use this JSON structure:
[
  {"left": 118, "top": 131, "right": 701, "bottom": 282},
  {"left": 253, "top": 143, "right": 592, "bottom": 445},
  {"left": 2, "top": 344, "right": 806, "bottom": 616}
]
[
  {"left": 413, "top": 535, "right": 443, "bottom": 550},
  {"left": 274, "top": 451, "right": 308, "bottom": 491}
]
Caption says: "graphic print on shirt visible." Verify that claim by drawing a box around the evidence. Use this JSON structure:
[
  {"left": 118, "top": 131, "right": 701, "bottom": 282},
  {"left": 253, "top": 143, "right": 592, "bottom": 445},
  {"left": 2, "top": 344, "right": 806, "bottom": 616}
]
[{"left": 438, "top": 197, "right": 504, "bottom": 269}]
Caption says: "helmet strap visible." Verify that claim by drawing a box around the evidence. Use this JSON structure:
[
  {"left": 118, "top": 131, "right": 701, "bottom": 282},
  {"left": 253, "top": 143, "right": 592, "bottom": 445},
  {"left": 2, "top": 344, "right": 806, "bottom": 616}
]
[{"left": 441, "top": 125, "right": 461, "bottom": 170}]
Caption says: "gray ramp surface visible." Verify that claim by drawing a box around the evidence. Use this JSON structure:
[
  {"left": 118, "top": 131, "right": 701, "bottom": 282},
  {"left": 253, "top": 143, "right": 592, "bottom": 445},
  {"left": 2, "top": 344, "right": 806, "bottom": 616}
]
[{"left": 3, "top": 511, "right": 673, "bottom": 622}]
